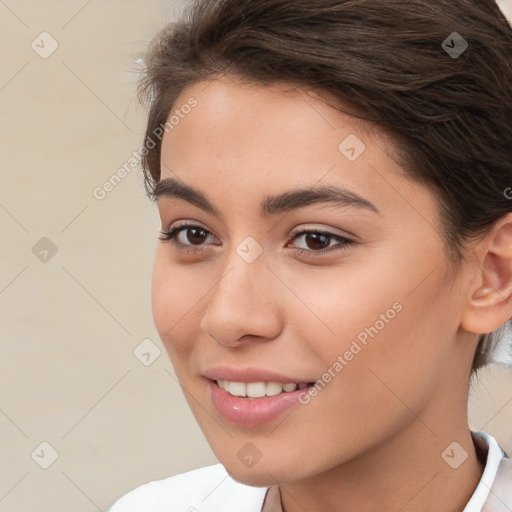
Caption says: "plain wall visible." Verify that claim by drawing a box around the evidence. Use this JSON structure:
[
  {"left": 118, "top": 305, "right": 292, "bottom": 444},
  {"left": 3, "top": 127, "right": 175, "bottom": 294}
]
[{"left": 1, "top": 1, "right": 511, "bottom": 511}]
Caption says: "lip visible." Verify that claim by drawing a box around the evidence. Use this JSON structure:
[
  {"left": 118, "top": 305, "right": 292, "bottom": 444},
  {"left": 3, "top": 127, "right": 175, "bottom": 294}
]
[
  {"left": 202, "top": 366, "right": 313, "bottom": 384},
  {"left": 207, "top": 379, "right": 310, "bottom": 427}
]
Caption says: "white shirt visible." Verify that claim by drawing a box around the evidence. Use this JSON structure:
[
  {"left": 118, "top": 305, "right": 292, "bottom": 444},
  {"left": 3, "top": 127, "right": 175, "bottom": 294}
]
[{"left": 107, "top": 431, "right": 512, "bottom": 512}]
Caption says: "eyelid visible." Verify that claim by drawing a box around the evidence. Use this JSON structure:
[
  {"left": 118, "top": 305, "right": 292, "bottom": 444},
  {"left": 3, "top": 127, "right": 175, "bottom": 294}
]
[
  {"left": 289, "top": 223, "right": 356, "bottom": 240},
  {"left": 164, "top": 221, "right": 354, "bottom": 243},
  {"left": 164, "top": 219, "right": 216, "bottom": 236},
  {"left": 159, "top": 221, "right": 357, "bottom": 262},
  {"left": 159, "top": 221, "right": 220, "bottom": 247},
  {"left": 167, "top": 219, "right": 204, "bottom": 230}
]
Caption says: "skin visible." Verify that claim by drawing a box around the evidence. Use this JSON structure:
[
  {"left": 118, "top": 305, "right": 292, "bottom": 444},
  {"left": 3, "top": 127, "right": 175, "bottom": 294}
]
[{"left": 151, "top": 75, "right": 512, "bottom": 512}]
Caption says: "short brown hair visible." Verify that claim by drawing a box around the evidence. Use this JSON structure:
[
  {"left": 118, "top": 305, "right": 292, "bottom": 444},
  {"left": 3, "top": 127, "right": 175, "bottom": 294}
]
[{"left": 137, "top": 0, "right": 512, "bottom": 374}]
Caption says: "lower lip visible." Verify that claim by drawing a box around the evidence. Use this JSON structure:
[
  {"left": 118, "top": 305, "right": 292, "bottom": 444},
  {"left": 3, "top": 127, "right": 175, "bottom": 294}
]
[{"left": 208, "top": 380, "right": 308, "bottom": 427}]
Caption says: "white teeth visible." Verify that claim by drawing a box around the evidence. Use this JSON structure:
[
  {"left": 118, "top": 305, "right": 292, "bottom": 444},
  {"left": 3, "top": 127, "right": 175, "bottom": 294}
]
[
  {"left": 265, "top": 382, "right": 283, "bottom": 396},
  {"left": 246, "top": 382, "right": 266, "bottom": 398},
  {"left": 229, "top": 381, "right": 246, "bottom": 397},
  {"left": 216, "top": 380, "right": 308, "bottom": 398}
]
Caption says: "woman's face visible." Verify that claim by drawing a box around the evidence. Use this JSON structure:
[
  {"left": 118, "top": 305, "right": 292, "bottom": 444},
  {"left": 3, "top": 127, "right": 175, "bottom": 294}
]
[{"left": 152, "top": 76, "right": 478, "bottom": 485}]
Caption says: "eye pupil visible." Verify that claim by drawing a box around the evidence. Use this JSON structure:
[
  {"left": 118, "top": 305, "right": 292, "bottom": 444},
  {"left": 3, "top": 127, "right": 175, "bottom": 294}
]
[
  {"left": 187, "top": 227, "right": 208, "bottom": 245},
  {"left": 306, "top": 232, "right": 330, "bottom": 250}
]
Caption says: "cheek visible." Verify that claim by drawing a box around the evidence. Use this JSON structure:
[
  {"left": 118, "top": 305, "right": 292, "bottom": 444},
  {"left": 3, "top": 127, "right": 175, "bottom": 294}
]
[
  {"left": 274, "top": 266, "right": 455, "bottom": 459},
  {"left": 285, "top": 254, "right": 456, "bottom": 399},
  {"left": 151, "top": 253, "right": 204, "bottom": 360},
  {"left": 278, "top": 261, "right": 402, "bottom": 360}
]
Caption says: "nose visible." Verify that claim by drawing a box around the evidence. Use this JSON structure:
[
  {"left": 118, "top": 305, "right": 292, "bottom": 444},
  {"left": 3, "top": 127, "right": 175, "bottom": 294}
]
[{"left": 200, "top": 254, "right": 283, "bottom": 347}]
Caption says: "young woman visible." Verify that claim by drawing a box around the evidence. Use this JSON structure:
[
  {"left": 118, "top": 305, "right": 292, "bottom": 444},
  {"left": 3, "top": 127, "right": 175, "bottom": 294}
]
[{"left": 108, "top": 0, "right": 512, "bottom": 510}]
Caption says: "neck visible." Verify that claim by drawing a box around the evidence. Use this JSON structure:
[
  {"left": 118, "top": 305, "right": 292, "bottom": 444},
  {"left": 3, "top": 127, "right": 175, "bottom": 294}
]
[{"left": 279, "top": 407, "right": 484, "bottom": 512}]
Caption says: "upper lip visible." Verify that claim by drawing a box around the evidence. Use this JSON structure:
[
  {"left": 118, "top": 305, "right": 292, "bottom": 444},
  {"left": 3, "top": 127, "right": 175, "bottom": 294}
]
[{"left": 202, "top": 366, "right": 314, "bottom": 384}]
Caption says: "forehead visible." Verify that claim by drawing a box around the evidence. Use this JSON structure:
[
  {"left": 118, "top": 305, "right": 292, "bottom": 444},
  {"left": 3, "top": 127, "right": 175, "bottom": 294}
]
[
  {"left": 158, "top": 76, "right": 436, "bottom": 229},
  {"left": 162, "top": 76, "right": 391, "bottom": 180},
  {"left": 165, "top": 76, "right": 375, "bottom": 156}
]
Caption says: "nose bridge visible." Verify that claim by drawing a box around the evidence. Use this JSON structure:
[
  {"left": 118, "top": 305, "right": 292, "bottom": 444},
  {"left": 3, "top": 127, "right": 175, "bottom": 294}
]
[
  {"left": 210, "top": 247, "right": 269, "bottom": 315},
  {"left": 211, "top": 228, "right": 270, "bottom": 306},
  {"left": 219, "top": 255, "right": 261, "bottom": 306},
  {"left": 200, "top": 246, "right": 281, "bottom": 344}
]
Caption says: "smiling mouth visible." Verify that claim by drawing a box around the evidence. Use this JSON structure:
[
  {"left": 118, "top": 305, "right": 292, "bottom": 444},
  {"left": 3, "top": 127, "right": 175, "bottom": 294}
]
[{"left": 215, "top": 379, "right": 315, "bottom": 398}]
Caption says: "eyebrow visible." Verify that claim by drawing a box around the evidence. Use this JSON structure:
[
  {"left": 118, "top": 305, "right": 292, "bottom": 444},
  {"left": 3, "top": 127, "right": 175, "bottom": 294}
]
[{"left": 152, "top": 177, "right": 379, "bottom": 220}]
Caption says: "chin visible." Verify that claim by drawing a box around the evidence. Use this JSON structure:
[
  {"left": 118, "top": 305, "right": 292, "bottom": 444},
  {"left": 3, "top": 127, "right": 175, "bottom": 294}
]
[
  {"left": 227, "top": 469, "right": 276, "bottom": 487},
  {"left": 221, "top": 457, "right": 307, "bottom": 488}
]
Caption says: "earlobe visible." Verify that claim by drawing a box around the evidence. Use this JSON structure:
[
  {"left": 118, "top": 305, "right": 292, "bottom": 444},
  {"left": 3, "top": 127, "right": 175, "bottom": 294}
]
[{"left": 460, "top": 214, "right": 512, "bottom": 335}]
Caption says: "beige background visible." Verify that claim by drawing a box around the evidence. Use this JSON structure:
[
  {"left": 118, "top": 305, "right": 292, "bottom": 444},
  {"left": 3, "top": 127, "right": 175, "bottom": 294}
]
[{"left": 0, "top": 1, "right": 511, "bottom": 511}]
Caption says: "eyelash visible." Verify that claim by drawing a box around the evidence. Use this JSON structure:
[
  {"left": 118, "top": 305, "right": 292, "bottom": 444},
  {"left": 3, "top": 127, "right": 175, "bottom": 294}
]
[{"left": 158, "top": 223, "right": 355, "bottom": 257}]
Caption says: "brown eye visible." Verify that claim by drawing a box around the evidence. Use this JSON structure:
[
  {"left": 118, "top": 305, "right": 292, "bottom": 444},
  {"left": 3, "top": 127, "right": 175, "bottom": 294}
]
[
  {"left": 158, "top": 223, "right": 216, "bottom": 249},
  {"left": 289, "top": 229, "right": 355, "bottom": 257},
  {"left": 182, "top": 226, "right": 208, "bottom": 245},
  {"left": 302, "top": 232, "right": 332, "bottom": 250}
]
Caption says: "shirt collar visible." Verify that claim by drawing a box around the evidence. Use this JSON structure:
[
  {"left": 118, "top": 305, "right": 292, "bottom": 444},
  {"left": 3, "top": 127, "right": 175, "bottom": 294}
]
[
  {"left": 462, "top": 431, "right": 505, "bottom": 511},
  {"left": 261, "top": 431, "right": 507, "bottom": 512}
]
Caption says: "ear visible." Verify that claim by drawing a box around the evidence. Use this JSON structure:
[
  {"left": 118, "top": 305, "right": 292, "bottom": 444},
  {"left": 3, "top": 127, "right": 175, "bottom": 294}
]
[{"left": 461, "top": 213, "right": 512, "bottom": 335}]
